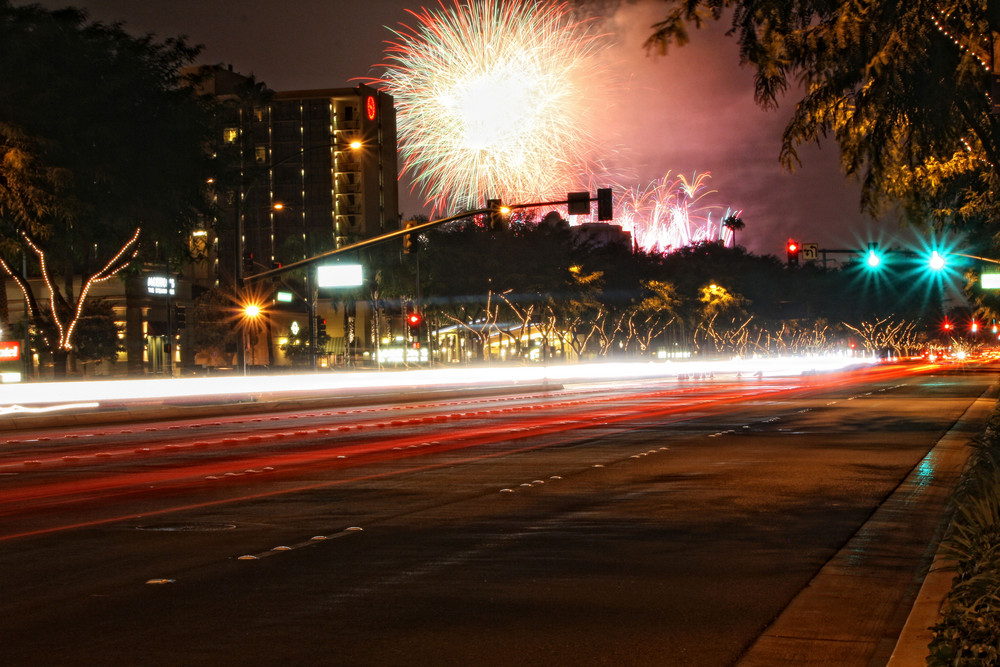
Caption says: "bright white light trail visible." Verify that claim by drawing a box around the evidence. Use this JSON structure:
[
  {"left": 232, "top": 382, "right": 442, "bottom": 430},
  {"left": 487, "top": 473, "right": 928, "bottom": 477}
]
[
  {"left": 0, "top": 402, "right": 99, "bottom": 416},
  {"left": 0, "top": 356, "right": 877, "bottom": 410}
]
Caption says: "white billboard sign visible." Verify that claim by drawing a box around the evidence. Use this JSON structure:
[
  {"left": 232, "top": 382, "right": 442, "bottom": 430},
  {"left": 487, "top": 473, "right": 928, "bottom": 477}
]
[{"left": 317, "top": 264, "right": 363, "bottom": 288}]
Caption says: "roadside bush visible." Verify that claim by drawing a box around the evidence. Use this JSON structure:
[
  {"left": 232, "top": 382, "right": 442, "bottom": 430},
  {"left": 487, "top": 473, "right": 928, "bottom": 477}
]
[{"left": 928, "top": 407, "right": 1000, "bottom": 666}]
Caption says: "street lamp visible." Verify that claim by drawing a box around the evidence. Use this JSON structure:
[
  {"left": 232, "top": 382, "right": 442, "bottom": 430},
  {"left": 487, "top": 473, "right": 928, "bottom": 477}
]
[
  {"left": 241, "top": 301, "right": 264, "bottom": 375},
  {"left": 228, "top": 139, "right": 364, "bottom": 371}
]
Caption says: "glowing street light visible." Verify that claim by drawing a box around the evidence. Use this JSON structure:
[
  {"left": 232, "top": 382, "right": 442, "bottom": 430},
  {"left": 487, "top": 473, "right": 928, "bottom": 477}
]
[{"left": 241, "top": 302, "right": 265, "bottom": 375}]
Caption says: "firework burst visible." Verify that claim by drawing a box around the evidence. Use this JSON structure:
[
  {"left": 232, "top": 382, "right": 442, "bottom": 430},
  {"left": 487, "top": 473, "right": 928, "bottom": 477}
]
[
  {"left": 375, "top": 0, "right": 609, "bottom": 215},
  {"left": 615, "top": 173, "right": 732, "bottom": 254}
]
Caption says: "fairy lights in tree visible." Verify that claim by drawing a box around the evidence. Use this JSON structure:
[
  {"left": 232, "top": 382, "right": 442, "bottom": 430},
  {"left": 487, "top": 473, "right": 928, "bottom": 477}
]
[
  {"left": 0, "top": 228, "right": 140, "bottom": 352},
  {"left": 929, "top": 11, "right": 991, "bottom": 72},
  {"left": 64, "top": 227, "right": 141, "bottom": 347}
]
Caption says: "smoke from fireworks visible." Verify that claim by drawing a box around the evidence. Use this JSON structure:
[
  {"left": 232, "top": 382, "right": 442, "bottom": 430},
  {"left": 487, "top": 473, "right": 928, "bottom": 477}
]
[{"left": 375, "top": 0, "right": 610, "bottom": 215}]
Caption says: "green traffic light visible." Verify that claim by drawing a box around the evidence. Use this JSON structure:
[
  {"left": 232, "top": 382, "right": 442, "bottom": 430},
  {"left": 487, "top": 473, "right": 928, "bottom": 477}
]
[
  {"left": 928, "top": 250, "right": 946, "bottom": 271},
  {"left": 865, "top": 249, "right": 882, "bottom": 269}
]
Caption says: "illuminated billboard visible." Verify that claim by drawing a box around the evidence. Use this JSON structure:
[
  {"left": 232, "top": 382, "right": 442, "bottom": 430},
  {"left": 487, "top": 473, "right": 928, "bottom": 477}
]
[
  {"left": 317, "top": 264, "right": 363, "bottom": 288},
  {"left": 982, "top": 273, "right": 1000, "bottom": 289}
]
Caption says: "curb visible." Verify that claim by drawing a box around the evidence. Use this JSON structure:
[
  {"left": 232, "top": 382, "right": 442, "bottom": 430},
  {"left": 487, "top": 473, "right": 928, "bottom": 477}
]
[
  {"left": 886, "top": 551, "right": 955, "bottom": 666},
  {"left": 738, "top": 384, "right": 996, "bottom": 667},
  {"left": 886, "top": 387, "right": 1000, "bottom": 664}
]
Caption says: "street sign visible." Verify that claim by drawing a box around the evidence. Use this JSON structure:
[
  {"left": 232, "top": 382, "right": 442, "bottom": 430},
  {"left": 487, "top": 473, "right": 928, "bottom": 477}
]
[
  {"left": 801, "top": 243, "right": 819, "bottom": 261},
  {"left": 145, "top": 275, "right": 175, "bottom": 296}
]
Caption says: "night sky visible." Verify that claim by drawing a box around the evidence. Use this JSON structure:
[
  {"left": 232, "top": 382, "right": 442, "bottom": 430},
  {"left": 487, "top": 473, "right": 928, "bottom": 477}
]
[{"left": 34, "top": 0, "right": 888, "bottom": 256}]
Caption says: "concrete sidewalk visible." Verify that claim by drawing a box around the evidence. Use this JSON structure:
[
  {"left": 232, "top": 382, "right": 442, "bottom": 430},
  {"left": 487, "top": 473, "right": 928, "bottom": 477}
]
[{"left": 738, "top": 385, "right": 996, "bottom": 666}]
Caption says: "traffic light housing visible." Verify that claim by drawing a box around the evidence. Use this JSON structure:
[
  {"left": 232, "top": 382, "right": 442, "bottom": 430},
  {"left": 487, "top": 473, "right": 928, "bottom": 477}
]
[
  {"left": 315, "top": 315, "right": 327, "bottom": 338},
  {"left": 486, "top": 199, "right": 508, "bottom": 231},
  {"left": 786, "top": 239, "right": 800, "bottom": 267},
  {"left": 865, "top": 243, "right": 882, "bottom": 270},
  {"left": 174, "top": 305, "right": 186, "bottom": 329},
  {"left": 403, "top": 220, "right": 417, "bottom": 254},
  {"left": 597, "top": 188, "right": 613, "bottom": 221},
  {"left": 567, "top": 191, "right": 590, "bottom": 215},
  {"left": 407, "top": 311, "right": 423, "bottom": 341},
  {"left": 929, "top": 250, "right": 946, "bottom": 271}
]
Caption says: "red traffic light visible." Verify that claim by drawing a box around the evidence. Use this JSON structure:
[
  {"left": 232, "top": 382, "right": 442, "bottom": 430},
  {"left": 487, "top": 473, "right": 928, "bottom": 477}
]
[
  {"left": 407, "top": 312, "right": 423, "bottom": 328},
  {"left": 786, "top": 239, "right": 800, "bottom": 266}
]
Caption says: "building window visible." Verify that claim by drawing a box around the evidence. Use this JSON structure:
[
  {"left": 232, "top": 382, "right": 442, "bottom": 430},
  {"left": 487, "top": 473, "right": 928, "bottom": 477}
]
[
  {"left": 223, "top": 127, "right": 239, "bottom": 143},
  {"left": 255, "top": 146, "right": 267, "bottom": 163},
  {"left": 254, "top": 107, "right": 265, "bottom": 123}
]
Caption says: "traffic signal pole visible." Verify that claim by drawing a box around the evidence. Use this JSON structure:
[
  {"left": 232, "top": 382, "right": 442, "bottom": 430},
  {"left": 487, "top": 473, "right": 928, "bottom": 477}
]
[
  {"left": 242, "top": 191, "right": 615, "bottom": 368},
  {"left": 243, "top": 189, "right": 616, "bottom": 284},
  {"left": 244, "top": 207, "right": 492, "bottom": 283}
]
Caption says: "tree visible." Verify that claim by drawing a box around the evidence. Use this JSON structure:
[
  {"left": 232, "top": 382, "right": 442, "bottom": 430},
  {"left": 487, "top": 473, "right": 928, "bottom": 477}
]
[
  {"left": 647, "top": 1, "right": 1000, "bottom": 243},
  {"left": 632, "top": 280, "right": 679, "bottom": 352},
  {"left": 722, "top": 214, "right": 745, "bottom": 248},
  {"left": 72, "top": 297, "right": 123, "bottom": 372},
  {"left": 419, "top": 215, "right": 584, "bottom": 361},
  {"left": 190, "top": 287, "right": 238, "bottom": 368},
  {"left": 694, "top": 282, "right": 751, "bottom": 354},
  {"left": 0, "top": 2, "right": 217, "bottom": 375}
]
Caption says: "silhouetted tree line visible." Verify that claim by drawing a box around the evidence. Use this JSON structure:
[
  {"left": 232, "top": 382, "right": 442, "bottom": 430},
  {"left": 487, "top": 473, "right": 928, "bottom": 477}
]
[{"left": 381, "top": 216, "right": 945, "bottom": 360}]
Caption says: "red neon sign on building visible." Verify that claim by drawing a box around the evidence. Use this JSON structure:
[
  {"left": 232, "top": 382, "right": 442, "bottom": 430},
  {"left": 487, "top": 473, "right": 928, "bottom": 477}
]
[{"left": 0, "top": 341, "right": 21, "bottom": 361}]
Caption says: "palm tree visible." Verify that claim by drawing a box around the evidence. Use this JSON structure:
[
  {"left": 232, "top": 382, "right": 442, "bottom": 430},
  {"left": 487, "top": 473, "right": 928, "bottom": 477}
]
[{"left": 723, "top": 214, "right": 745, "bottom": 248}]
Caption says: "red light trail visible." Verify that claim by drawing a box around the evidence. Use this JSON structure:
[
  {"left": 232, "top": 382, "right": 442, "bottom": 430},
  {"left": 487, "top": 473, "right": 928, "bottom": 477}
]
[{"left": 0, "top": 363, "right": 939, "bottom": 542}]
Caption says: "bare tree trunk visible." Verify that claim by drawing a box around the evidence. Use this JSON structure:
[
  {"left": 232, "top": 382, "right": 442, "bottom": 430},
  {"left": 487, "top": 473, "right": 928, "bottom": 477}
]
[{"left": 52, "top": 348, "right": 68, "bottom": 378}]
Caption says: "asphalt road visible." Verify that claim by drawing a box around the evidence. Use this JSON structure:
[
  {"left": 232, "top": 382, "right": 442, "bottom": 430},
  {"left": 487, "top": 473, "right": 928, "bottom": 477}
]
[{"left": 0, "top": 363, "right": 993, "bottom": 666}]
